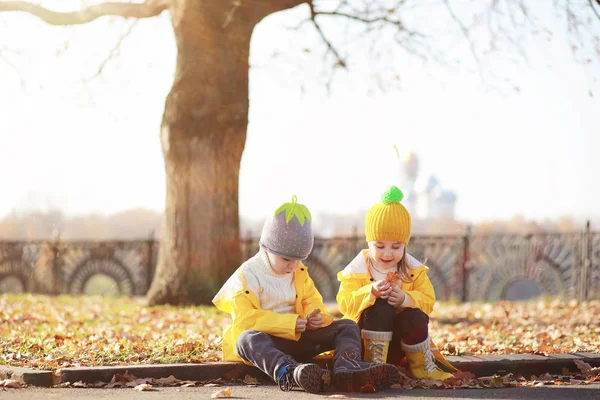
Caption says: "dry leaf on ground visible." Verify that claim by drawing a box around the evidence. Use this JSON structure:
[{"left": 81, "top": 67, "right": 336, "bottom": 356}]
[
  {"left": 223, "top": 369, "right": 243, "bottom": 380},
  {"left": 133, "top": 383, "right": 154, "bottom": 391},
  {"left": 152, "top": 375, "right": 180, "bottom": 386},
  {"left": 242, "top": 375, "right": 260, "bottom": 385},
  {"left": 359, "top": 383, "right": 376, "bottom": 393},
  {"left": 211, "top": 386, "right": 232, "bottom": 398},
  {"left": 1, "top": 379, "right": 23, "bottom": 388},
  {"left": 2, "top": 294, "right": 600, "bottom": 382}
]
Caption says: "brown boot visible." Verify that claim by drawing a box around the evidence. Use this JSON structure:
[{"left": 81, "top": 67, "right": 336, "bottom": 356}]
[{"left": 333, "top": 350, "right": 400, "bottom": 391}]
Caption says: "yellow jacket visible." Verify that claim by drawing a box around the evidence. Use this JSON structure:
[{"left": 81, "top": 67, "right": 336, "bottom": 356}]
[
  {"left": 213, "top": 252, "right": 334, "bottom": 363},
  {"left": 336, "top": 250, "right": 456, "bottom": 371}
]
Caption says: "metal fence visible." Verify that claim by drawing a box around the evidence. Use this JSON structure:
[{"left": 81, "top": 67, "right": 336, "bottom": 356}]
[{"left": 1, "top": 225, "right": 598, "bottom": 302}]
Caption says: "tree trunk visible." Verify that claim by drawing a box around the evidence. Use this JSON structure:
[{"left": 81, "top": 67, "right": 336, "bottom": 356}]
[{"left": 146, "top": 0, "right": 305, "bottom": 305}]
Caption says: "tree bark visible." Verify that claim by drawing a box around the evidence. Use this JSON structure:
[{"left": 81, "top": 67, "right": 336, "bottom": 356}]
[{"left": 147, "top": 0, "right": 306, "bottom": 305}]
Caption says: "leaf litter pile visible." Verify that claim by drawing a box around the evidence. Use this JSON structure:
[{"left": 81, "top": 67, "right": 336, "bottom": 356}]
[{"left": 1, "top": 294, "right": 599, "bottom": 393}]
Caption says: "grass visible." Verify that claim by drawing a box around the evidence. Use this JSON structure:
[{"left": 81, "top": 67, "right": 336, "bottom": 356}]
[{"left": 1, "top": 294, "right": 598, "bottom": 371}]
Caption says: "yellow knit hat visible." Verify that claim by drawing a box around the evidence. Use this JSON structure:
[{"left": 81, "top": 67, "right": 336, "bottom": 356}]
[{"left": 365, "top": 186, "right": 411, "bottom": 244}]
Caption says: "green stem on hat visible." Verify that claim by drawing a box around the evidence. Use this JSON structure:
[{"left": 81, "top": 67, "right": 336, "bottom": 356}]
[
  {"left": 381, "top": 186, "right": 404, "bottom": 204},
  {"left": 274, "top": 195, "right": 312, "bottom": 226}
]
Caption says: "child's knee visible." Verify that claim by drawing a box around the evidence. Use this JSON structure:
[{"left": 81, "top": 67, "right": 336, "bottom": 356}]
[
  {"left": 366, "top": 298, "right": 396, "bottom": 318},
  {"left": 397, "top": 308, "right": 429, "bottom": 327},
  {"left": 335, "top": 319, "right": 360, "bottom": 333},
  {"left": 235, "top": 330, "right": 265, "bottom": 354}
]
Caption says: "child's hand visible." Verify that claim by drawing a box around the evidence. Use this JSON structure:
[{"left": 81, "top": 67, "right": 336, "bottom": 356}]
[
  {"left": 306, "top": 309, "right": 323, "bottom": 330},
  {"left": 371, "top": 280, "right": 392, "bottom": 299},
  {"left": 295, "top": 317, "right": 307, "bottom": 333},
  {"left": 387, "top": 286, "right": 406, "bottom": 307}
]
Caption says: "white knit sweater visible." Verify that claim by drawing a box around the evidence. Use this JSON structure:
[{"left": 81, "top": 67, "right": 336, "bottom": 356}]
[{"left": 242, "top": 251, "right": 297, "bottom": 314}]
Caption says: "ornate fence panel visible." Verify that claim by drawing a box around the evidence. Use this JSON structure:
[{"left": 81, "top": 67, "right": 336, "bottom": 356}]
[
  {"left": 466, "top": 234, "right": 584, "bottom": 302},
  {"left": 1, "top": 229, "right": 598, "bottom": 302},
  {"left": 0, "top": 241, "right": 42, "bottom": 293},
  {"left": 408, "top": 235, "right": 465, "bottom": 301},
  {"left": 590, "top": 232, "right": 600, "bottom": 300},
  {"left": 57, "top": 241, "right": 154, "bottom": 296}
]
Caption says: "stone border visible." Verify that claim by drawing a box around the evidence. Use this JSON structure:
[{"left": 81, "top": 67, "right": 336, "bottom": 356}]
[
  {"left": 58, "top": 362, "right": 262, "bottom": 385},
  {"left": 5, "top": 352, "right": 599, "bottom": 387},
  {"left": 446, "top": 352, "right": 600, "bottom": 377},
  {"left": 0, "top": 365, "right": 56, "bottom": 387}
]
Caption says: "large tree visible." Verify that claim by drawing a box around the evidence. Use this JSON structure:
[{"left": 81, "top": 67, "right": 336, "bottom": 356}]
[{"left": 1, "top": 0, "right": 598, "bottom": 305}]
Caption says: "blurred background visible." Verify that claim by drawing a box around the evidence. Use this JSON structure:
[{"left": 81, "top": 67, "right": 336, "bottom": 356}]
[{"left": 0, "top": 0, "right": 598, "bottom": 302}]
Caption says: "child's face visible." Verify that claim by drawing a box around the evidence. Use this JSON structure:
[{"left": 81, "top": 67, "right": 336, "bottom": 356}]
[
  {"left": 368, "top": 240, "right": 406, "bottom": 268},
  {"left": 266, "top": 252, "right": 300, "bottom": 275}
]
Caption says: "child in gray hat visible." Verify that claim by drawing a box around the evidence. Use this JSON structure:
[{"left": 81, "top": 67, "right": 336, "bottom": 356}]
[{"left": 213, "top": 196, "right": 400, "bottom": 393}]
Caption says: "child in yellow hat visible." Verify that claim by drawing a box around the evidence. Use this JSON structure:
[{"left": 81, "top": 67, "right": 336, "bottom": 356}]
[{"left": 336, "top": 186, "right": 457, "bottom": 381}]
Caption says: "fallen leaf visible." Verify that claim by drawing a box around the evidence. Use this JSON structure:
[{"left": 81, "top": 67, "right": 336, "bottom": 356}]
[
  {"left": 454, "top": 371, "right": 476, "bottom": 380},
  {"left": 134, "top": 383, "right": 154, "bottom": 391},
  {"left": 242, "top": 375, "right": 260, "bottom": 385},
  {"left": 1, "top": 379, "right": 23, "bottom": 388},
  {"left": 223, "top": 369, "right": 243, "bottom": 380},
  {"left": 359, "top": 383, "right": 376, "bottom": 393},
  {"left": 211, "top": 386, "right": 232, "bottom": 398},
  {"left": 478, "top": 376, "right": 505, "bottom": 388},
  {"left": 152, "top": 375, "right": 181, "bottom": 386},
  {"left": 574, "top": 359, "right": 593, "bottom": 376},
  {"left": 126, "top": 378, "right": 152, "bottom": 388}
]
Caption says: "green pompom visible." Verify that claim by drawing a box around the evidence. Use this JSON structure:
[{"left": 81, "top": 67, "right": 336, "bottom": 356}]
[{"left": 381, "top": 186, "right": 404, "bottom": 204}]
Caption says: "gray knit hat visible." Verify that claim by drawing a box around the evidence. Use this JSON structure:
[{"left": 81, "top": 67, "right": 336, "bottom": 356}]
[{"left": 259, "top": 195, "right": 314, "bottom": 260}]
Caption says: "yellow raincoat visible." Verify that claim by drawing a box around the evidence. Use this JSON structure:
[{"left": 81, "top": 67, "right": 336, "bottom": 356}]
[
  {"left": 213, "top": 253, "right": 334, "bottom": 363},
  {"left": 336, "top": 250, "right": 456, "bottom": 371}
]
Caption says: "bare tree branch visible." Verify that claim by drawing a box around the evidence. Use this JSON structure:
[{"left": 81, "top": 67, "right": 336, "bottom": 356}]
[
  {"left": 0, "top": 0, "right": 170, "bottom": 25},
  {"left": 313, "top": 10, "right": 403, "bottom": 27},
  {"left": 0, "top": 48, "right": 25, "bottom": 87},
  {"left": 443, "top": 0, "right": 485, "bottom": 82},
  {"left": 590, "top": 0, "right": 600, "bottom": 21},
  {"left": 84, "top": 19, "right": 140, "bottom": 82},
  {"left": 308, "top": 1, "right": 347, "bottom": 68}
]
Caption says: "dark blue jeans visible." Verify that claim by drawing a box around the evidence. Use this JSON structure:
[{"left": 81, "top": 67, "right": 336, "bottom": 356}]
[{"left": 236, "top": 319, "right": 361, "bottom": 380}]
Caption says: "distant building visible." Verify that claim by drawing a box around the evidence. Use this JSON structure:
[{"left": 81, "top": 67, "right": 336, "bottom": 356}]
[{"left": 396, "top": 151, "right": 457, "bottom": 220}]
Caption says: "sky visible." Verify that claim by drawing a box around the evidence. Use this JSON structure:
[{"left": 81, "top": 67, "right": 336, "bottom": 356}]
[{"left": 0, "top": 1, "right": 598, "bottom": 225}]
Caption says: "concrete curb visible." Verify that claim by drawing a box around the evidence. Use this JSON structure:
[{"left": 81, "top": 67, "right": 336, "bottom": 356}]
[
  {"left": 447, "top": 352, "right": 600, "bottom": 377},
  {"left": 58, "top": 362, "right": 262, "bottom": 385},
  {"left": 0, "top": 365, "right": 56, "bottom": 387},
  {"left": 56, "top": 352, "right": 600, "bottom": 385}
]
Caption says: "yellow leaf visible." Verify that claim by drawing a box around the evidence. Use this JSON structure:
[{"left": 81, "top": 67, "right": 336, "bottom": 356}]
[{"left": 211, "top": 387, "right": 232, "bottom": 398}]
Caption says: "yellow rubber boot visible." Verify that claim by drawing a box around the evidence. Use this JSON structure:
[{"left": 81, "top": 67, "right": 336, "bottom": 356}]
[
  {"left": 401, "top": 337, "right": 453, "bottom": 381},
  {"left": 361, "top": 330, "right": 393, "bottom": 364}
]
